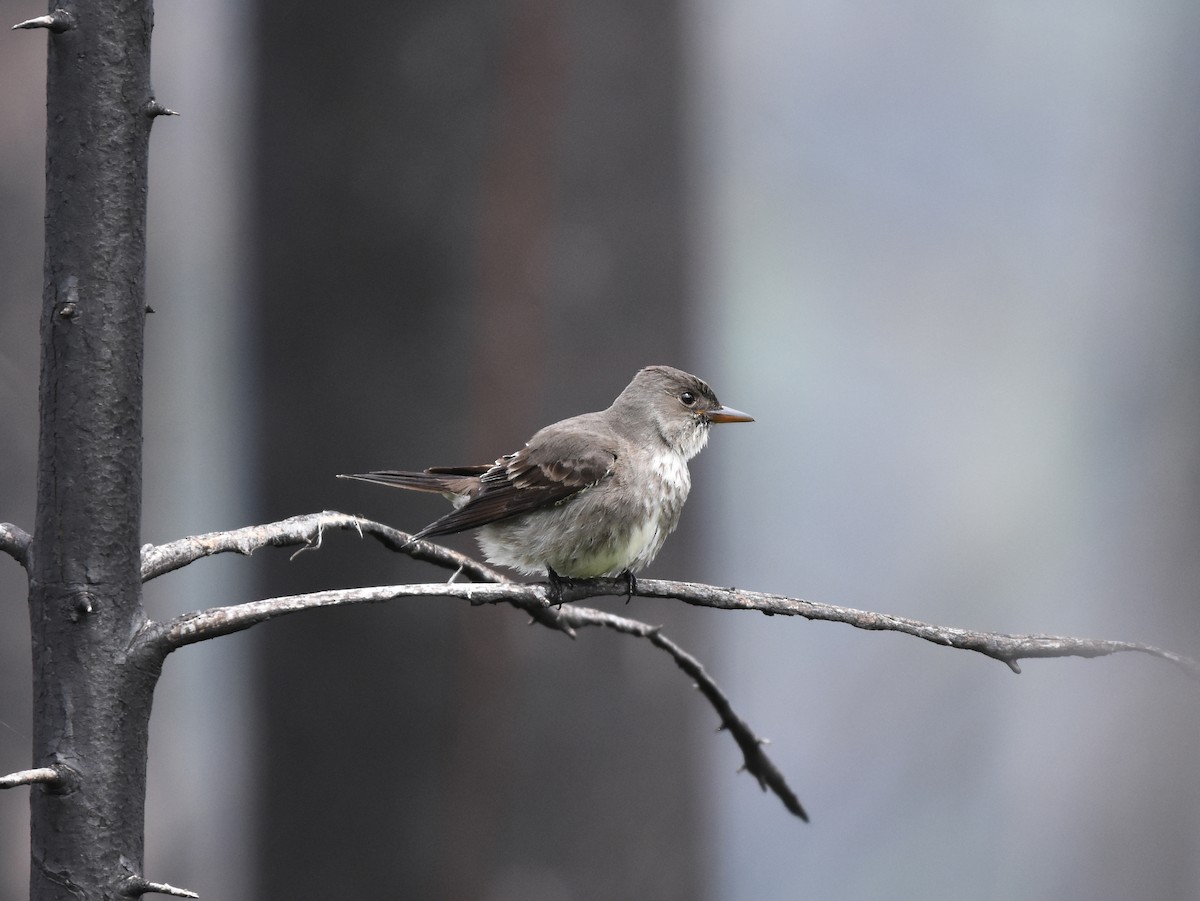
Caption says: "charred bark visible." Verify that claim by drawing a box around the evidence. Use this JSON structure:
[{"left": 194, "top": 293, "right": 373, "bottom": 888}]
[{"left": 26, "top": 4, "right": 163, "bottom": 899}]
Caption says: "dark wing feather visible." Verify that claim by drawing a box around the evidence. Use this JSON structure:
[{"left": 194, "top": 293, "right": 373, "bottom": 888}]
[
  {"left": 413, "top": 443, "right": 616, "bottom": 538},
  {"left": 426, "top": 465, "right": 492, "bottom": 477}
]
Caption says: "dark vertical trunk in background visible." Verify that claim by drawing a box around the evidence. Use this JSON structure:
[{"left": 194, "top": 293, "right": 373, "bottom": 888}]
[
  {"left": 250, "top": 1, "right": 703, "bottom": 898},
  {"left": 27, "top": 4, "right": 160, "bottom": 900}
]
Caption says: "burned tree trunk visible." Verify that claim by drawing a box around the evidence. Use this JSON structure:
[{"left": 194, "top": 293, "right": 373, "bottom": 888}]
[{"left": 23, "top": 4, "right": 165, "bottom": 899}]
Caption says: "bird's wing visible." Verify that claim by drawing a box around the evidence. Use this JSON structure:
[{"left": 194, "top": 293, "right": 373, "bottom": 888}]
[{"left": 413, "top": 438, "right": 617, "bottom": 539}]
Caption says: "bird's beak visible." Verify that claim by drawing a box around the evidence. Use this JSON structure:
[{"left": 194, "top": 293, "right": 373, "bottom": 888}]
[{"left": 705, "top": 405, "right": 754, "bottom": 424}]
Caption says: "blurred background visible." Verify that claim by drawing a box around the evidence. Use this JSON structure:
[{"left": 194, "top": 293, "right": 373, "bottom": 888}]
[{"left": 2, "top": 1, "right": 1199, "bottom": 899}]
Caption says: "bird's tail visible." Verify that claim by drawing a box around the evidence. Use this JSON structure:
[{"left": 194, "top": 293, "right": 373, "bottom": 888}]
[{"left": 337, "top": 467, "right": 487, "bottom": 497}]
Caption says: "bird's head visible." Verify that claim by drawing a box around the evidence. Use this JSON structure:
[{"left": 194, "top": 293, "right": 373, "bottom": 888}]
[{"left": 614, "top": 365, "right": 754, "bottom": 460}]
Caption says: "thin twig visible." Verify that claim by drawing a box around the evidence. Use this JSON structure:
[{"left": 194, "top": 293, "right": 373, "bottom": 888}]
[
  {"left": 0, "top": 522, "right": 32, "bottom": 570},
  {"left": 633, "top": 579, "right": 1200, "bottom": 680},
  {"left": 549, "top": 605, "right": 808, "bottom": 819}
]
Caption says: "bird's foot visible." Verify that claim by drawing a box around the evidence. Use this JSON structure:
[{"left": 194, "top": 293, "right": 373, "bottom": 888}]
[
  {"left": 619, "top": 569, "right": 637, "bottom": 603},
  {"left": 545, "top": 567, "right": 636, "bottom": 605},
  {"left": 545, "top": 566, "right": 571, "bottom": 607}
]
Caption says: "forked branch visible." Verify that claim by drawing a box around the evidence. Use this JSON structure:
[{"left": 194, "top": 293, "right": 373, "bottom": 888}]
[
  {"left": 139, "top": 510, "right": 1200, "bottom": 681},
  {"left": 141, "top": 512, "right": 574, "bottom": 636},
  {"left": 135, "top": 580, "right": 808, "bottom": 820},
  {"left": 132, "top": 511, "right": 1199, "bottom": 823}
]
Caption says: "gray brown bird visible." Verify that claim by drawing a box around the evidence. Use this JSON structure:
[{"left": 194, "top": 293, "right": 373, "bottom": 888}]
[{"left": 339, "top": 365, "right": 752, "bottom": 590}]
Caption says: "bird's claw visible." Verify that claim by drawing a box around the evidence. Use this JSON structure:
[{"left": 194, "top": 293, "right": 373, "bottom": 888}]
[
  {"left": 545, "top": 567, "right": 636, "bottom": 605},
  {"left": 545, "top": 566, "right": 570, "bottom": 607},
  {"left": 619, "top": 569, "right": 637, "bottom": 603}
]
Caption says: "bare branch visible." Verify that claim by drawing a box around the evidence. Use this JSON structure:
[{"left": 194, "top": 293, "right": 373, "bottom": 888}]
[
  {"left": 132, "top": 518, "right": 1197, "bottom": 822},
  {"left": 138, "top": 513, "right": 1200, "bottom": 681},
  {"left": 138, "top": 580, "right": 808, "bottom": 818},
  {"left": 143, "top": 516, "right": 1196, "bottom": 678},
  {"left": 140, "top": 512, "right": 576, "bottom": 636},
  {"left": 0, "top": 767, "right": 61, "bottom": 790},
  {"left": 0, "top": 522, "right": 32, "bottom": 570},
  {"left": 141, "top": 511, "right": 501, "bottom": 583},
  {"left": 141, "top": 582, "right": 542, "bottom": 651},
  {"left": 633, "top": 579, "right": 1200, "bottom": 680}
]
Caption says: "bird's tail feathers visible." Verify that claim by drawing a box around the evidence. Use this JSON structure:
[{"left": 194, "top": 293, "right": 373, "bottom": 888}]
[{"left": 337, "top": 469, "right": 480, "bottom": 496}]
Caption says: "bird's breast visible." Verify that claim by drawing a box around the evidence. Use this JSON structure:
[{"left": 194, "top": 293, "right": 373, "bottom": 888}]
[
  {"left": 618, "top": 449, "right": 691, "bottom": 569},
  {"left": 646, "top": 448, "right": 692, "bottom": 504}
]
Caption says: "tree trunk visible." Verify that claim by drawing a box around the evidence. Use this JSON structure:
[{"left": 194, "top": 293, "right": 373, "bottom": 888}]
[
  {"left": 28, "top": 3, "right": 159, "bottom": 899},
  {"left": 249, "top": 1, "right": 702, "bottom": 897}
]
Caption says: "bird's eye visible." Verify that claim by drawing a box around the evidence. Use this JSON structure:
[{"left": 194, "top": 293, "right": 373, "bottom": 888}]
[{"left": 680, "top": 391, "right": 696, "bottom": 406}]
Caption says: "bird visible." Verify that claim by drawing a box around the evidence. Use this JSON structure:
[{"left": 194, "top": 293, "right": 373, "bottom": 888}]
[{"left": 338, "top": 365, "right": 752, "bottom": 596}]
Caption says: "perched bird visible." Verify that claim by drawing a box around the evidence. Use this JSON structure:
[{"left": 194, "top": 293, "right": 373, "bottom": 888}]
[{"left": 339, "top": 365, "right": 752, "bottom": 593}]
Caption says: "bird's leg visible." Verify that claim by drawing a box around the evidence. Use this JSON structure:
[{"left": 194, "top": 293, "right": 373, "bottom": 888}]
[
  {"left": 619, "top": 569, "right": 637, "bottom": 603},
  {"left": 545, "top": 565, "right": 569, "bottom": 607}
]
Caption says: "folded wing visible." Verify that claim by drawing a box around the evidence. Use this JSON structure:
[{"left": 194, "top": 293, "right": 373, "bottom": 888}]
[{"left": 412, "top": 444, "right": 616, "bottom": 538}]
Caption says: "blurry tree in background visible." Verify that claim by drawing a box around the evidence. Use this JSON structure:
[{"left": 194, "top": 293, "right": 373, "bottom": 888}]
[{"left": 248, "top": 2, "right": 705, "bottom": 899}]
